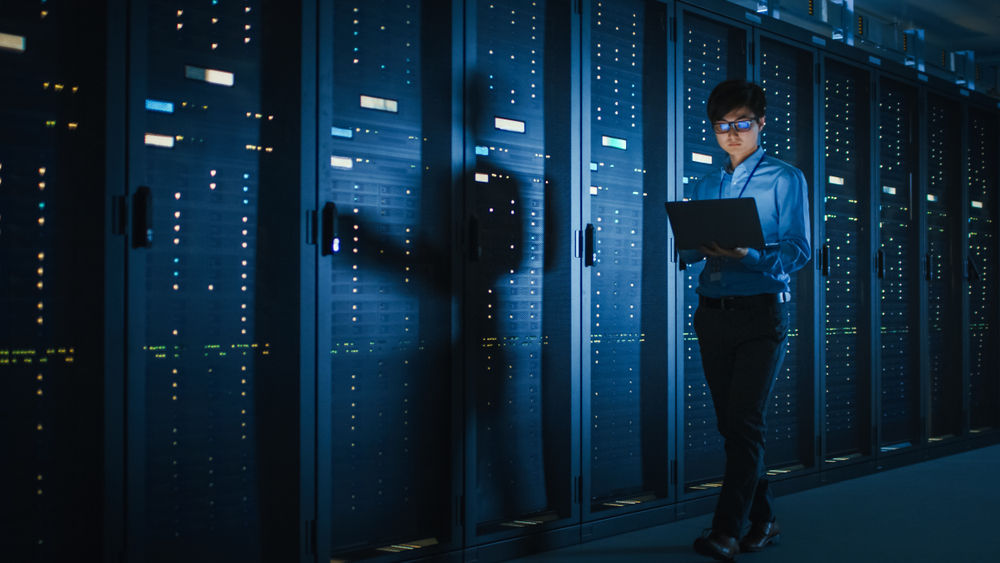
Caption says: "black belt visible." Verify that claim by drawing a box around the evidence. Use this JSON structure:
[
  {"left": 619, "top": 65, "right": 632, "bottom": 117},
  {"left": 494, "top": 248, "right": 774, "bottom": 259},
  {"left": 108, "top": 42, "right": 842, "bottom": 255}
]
[{"left": 699, "top": 292, "right": 789, "bottom": 311}]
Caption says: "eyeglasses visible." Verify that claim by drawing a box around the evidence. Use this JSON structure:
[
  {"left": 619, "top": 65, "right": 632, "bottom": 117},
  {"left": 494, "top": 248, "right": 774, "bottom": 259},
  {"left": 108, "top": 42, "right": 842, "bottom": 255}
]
[{"left": 712, "top": 118, "right": 758, "bottom": 134}]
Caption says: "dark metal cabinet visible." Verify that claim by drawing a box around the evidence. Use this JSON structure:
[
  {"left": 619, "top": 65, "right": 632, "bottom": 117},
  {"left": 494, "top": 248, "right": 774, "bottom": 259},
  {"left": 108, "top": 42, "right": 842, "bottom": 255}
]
[
  {"left": 757, "top": 34, "right": 818, "bottom": 474},
  {"left": 317, "top": 0, "right": 460, "bottom": 560},
  {"left": 924, "top": 93, "right": 964, "bottom": 442},
  {"left": 676, "top": 9, "right": 750, "bottom": 492},
  {"left": 463, "top": 0, "right": 579, "bottom": 544},
  {"left": 583, "top": 0, "right": 671, "bottom": 518},
  {"left": 123, "top": 1, "right": 302, "bottom": 560},
  {"left": 875, "top": 78, "right": 920, "bottom": 451},
  {"left": 0, "top": 3, "right": 109, "bottom": 560},
  {"left": 820, "top": 58, "right": 873, "bottom": 462},
  {"left": 965, "top": 107, "right": 999, "bottom": 432}
]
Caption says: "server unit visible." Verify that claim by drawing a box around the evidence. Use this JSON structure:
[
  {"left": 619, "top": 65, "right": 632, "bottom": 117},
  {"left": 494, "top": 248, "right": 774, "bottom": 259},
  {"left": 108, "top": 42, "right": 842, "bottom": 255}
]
[
  {"left": 318, "top": 1, "right": 459, "bottom": 560},
  {"left": 122, "top": 1, "right": 302, "bottom": 561},
  {"left": 820, "top": 57, "right": 873, "bottom": 463},
  {"left": 676, "top": 7, "right": 750, "bottom": 491},
  {"left": 875, "top": 77, "right": 920, "bottom": 452},
  {"left": 0, "top": 3, "right": 108, "bottom": 561},
  {"left": 583, "top": 0, "right": 671, "bottom": 519}
]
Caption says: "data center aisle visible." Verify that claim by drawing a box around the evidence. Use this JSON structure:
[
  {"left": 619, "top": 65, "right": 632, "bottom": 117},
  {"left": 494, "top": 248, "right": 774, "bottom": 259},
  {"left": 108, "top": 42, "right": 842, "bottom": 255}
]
[{"left": 505, "top": 444, "right": 1000, "bottom": 563}]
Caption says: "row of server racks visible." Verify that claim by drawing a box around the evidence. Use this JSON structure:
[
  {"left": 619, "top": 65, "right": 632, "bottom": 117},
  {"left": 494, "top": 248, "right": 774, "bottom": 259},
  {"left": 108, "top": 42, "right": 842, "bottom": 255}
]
[{"left": 1, "top": 0, "right": 998, "bottom": 561}]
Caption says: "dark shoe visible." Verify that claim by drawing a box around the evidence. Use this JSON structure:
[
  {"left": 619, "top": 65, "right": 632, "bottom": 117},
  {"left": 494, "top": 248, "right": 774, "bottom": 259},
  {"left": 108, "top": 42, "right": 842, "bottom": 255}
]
[
  {"left": 739, "top": 520, "right": 781, "bottom": 552},
  {"left": 693, "top": 529, "right": 740, "bottom": 561}
]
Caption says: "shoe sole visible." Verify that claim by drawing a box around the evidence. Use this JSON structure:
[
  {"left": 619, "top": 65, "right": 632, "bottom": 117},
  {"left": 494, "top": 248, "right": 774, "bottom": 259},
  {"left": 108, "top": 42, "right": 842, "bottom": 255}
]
[
  {"left": 740, "top": 534, "right": 780, "bottom": 553},
  {"left": 694, "top": 540, "right": 738, "bottom": 562}
]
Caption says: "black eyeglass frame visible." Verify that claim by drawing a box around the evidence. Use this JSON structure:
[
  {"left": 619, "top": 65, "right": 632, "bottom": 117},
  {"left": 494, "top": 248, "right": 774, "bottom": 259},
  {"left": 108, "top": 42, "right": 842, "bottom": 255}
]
[{"left": 711, "top": 116, "right": 759, "bottom": 134}]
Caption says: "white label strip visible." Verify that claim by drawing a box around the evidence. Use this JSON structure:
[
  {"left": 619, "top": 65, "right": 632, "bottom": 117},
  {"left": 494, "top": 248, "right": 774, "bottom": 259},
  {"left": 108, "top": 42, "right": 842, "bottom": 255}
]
[
  {"left": 360, "top": 95, "right": 398, "bottom": 113},
  {"left": 882, "top": 186, "right": 897, "bottom": 195},
  {"left": 144, "top": 133, "right": 175, "bottom": 148},
  {"left": 494, "top": 116, "right": 526, "bottom": 133},
  {"left": 972, "top": 200, "right": 984, "bottom": 209},
  {"left": 926, "top": 194, "right": 937, "bottom": 202},
  {"left": 0, "top": 32, "right": 27, "bottom": 52},
  {"left": 474, "top": 173, "right": 489, "bottom": 183},
  {"left": 184, "top": 65, "right": 234, "bottom": 86},
  {"left": 828, "top": 175, "right": 845, "bottom": 185},
  {"left": 691, "top": 152, "right": 713, "bottom": 165},
  {"left": 330, "top": 156, "right": 353, "bottom": 169}
]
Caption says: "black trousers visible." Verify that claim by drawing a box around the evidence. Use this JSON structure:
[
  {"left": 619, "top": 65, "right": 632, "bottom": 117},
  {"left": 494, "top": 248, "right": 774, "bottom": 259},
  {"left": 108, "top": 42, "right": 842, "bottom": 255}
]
[{"left": 693, "top": 295, "right": 789, "bottom": 538}]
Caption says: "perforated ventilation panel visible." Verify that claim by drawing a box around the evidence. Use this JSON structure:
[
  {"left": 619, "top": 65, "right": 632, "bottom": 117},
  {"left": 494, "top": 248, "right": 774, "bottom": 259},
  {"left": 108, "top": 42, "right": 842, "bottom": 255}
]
[
  {"left": 588, "top": 0, "right": 669, "bottom": 510},
  {"left": 823, "top": 60, "right": 870, "bottom": 459},
  {"left": 877, "top": 79, "right": 919, "bottom": 450},
  {"left": 926, "top": 94, "right": 962, "bottom": 440},
  {"left": 325, "top": 0, "right": 454, "bottom": 555},
  {"left": 759, "top": 37, "right": 814, "bottom": 471},
  {"left": 0, "top": 3, "right": 105, "bottom": 559},
  {"left": 966, "top": 108, "right": 999, "bottom": 431},
  {"left": 136, "top": 1, "right": 270, "bottom": 559},
  {"left": 681, "top": 12, "right": 745, "bottom": 487}
]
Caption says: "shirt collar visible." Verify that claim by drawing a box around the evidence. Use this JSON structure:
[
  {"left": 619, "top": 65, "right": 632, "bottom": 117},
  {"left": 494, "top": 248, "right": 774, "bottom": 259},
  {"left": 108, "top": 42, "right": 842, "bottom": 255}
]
[{"left": 723, "top": 146, "right": 765, "bottom": 175}]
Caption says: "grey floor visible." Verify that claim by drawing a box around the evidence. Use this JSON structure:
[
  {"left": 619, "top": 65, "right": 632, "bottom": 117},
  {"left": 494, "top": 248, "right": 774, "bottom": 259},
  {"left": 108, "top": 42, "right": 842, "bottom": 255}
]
[{"left": 505, "top": 444, "right": 1000, "bottom": 563}]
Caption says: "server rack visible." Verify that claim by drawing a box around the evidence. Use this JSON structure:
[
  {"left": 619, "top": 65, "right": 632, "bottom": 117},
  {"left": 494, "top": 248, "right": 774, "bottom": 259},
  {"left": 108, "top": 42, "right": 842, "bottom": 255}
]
[
  {"left": 674, "top": 5, "right": 751, "bottom": 494},
  {"left": 923, "top": 91, "right": 964, "bottom": 442},
  {"left": 123, "top": 1, "right": 302, "bottom": 561},
  {"left": 819, "top": 56, "right": 873, "bottom": 464},
  {"left": 0, "top": 3, "right": 109, "bottom": 561},
  {"left": 965, "top": 106, "right": 999, "bottom": 432},
  {"left": 581, "top": 0, "right": 672, "bottom": 522},
  {"left": 755, "top": 31, "right": 818, "bottom": 477},
  {"left": 316, "top": 0, "right": 461, "bottom": 560},
  {"left": 461, "top": 0, "right": 580, "bottom": 553},
  {"left": 874, "top": 76, "right": 921, "bottom": 453}
]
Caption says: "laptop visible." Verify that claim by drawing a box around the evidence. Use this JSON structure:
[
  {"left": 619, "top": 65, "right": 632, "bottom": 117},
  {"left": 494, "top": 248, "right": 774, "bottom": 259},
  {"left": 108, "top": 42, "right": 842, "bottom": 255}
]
[{"left": 664, "top": 197, "right": 767, "bottom": 251}]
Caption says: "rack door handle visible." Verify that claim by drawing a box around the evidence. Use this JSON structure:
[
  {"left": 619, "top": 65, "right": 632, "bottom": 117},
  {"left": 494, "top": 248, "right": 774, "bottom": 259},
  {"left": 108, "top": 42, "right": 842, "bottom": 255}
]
[
  {"left": 320, "top": 202, "right": 339, "bottom": 256},
  {"left": 132, "top": 186, "right": 153, "bottom": 248},
  {"left": 924, "top": 253, "right": 933, "bottom": 281},
  {"left": 468, "top": 215, "right": 481, "bottom": 262},
  {"left": 967, "top": 257, "right": 981, "bottom": 282},
  {"left": 584, "top": 223, "right": 595, "bottom": 267},
  {"left": 876, "top": 249, "right": 885, "bottom": 279}
]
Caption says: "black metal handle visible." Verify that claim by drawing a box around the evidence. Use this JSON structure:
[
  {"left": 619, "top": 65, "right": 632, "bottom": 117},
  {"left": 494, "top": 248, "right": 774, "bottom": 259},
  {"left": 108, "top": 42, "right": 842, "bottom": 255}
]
[
  {"left": 967, "top": 257, "right": 981, "bottom": 282},
  {"left": 320, "top": 202, "right": 339, "bottom": 256},
  {"left": 925, "top": 253, "right": 933, "bottom": 282},
  {"left": 468, "top": 215, "right": 481, "bottom": 261},
  {"left": 821, "top": 243, "right": 830, "bottom": 276},
  {"left": 584, "top": 223, "right": 595, "bottom": 267},
  {"left": 132, "top": 186, "right": 153, "bottom": 248},
  {"left": 876, "top": 249, "right": 885, "bottom": 279}
]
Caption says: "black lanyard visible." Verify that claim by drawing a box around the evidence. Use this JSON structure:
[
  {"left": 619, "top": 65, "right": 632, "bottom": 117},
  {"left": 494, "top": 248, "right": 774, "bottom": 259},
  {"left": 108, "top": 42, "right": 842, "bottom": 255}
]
[{"left": 719, "top": 154, "right": 765, "bottom": 200}]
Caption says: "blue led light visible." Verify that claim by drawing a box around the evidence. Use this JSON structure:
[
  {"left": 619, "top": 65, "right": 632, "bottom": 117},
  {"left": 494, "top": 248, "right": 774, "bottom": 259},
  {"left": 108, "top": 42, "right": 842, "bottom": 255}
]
[
  {"left": 475, "top": 145, "right": 489, "bottom": 156},
  {"left": 145, "top": 99, "right": 175, "bottom": 113},
  {"left": 331, "top": 126, "right": 353, "bottom": 138},
  {"left": 332, "top": 238, "right": 341, "bottom": 253},
  {"left": 38, "top": 202, "right": 45, "bottom": 209}
]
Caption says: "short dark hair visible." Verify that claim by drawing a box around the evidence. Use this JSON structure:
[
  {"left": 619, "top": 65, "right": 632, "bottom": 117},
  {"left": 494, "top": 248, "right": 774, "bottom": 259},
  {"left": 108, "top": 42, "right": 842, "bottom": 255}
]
[{"left": 706, "top": 80, "right": 766, "bottom": 123}]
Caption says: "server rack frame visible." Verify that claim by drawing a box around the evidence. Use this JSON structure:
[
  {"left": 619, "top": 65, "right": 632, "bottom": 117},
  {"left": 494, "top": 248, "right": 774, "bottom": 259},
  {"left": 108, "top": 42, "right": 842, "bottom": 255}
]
[
  {"left": 460, "top": 1, "right": 582, "bottom": 559},
  {"left": 751, "top": 26, "right": 823, "bottom": 487},
  {"left": 579, "top": 0, "right": 676, "bottom": 531},
  {"left": 672, "top": 2, "right": 754, "bottom": 512}
]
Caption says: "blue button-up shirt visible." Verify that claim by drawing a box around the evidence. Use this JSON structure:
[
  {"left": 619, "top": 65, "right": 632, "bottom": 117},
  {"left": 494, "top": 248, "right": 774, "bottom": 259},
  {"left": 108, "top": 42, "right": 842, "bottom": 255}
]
[{"left": 678, "top": 147, "right": 811, "bottom": 297}]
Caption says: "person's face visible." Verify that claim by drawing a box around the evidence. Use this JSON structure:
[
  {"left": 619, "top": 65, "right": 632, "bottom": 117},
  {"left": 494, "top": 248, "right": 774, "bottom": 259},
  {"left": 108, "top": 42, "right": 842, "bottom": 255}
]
[{"left": 713, "top": 106, "right": 765, "bottom": 164}]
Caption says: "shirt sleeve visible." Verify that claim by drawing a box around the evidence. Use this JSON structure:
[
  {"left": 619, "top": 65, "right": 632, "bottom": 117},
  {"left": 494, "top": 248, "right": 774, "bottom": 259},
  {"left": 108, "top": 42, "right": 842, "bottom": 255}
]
[{"left": 739, "top": 167, "right": 811, "bottom": 275}]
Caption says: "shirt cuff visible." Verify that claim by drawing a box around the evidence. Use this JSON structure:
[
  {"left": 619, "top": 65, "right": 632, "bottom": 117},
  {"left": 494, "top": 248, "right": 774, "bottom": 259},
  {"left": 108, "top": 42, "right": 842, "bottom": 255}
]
[{"left": 740, "top": 247, "right": 762, "bottom": 266}]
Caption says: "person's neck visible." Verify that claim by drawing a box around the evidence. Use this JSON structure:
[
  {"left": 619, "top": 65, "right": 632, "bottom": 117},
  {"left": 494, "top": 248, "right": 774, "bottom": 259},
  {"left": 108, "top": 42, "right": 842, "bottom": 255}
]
[{"left": 728, "top": 145, "right": 759, "bottom": 171}]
